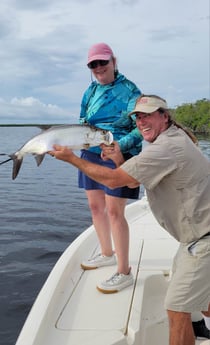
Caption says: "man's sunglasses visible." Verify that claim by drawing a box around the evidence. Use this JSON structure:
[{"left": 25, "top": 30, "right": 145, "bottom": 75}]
[{"left": 87, "top": 59, "right": 110, "bottom": 69}]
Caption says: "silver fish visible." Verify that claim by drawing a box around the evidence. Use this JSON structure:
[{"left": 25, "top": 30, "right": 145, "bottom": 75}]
[{"left": 1, "top": 124, "right": 113, "bottom": 180}]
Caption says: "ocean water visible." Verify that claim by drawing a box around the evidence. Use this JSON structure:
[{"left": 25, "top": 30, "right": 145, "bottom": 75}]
[
  {"left": 0, "top": 127, "right": 209, "bottom": 345},
  {"left": 0, "top": 126, "right": 92, "bottom": 345}
]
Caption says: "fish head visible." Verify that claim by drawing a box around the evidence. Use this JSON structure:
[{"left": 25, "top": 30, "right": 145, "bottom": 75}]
[
  {"left": 90, "top": 127, "right": 113, "bottom": 146},
  {"left": 103, "top": 131, "right": 113, "bottom": 145}
]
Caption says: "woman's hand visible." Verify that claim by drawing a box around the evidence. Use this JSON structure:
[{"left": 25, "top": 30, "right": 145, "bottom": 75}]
[{"left": 100, "top": 142, "right": 125, "bottom": 167}]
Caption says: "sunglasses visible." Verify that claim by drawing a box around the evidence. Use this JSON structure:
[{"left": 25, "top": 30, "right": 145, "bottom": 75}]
[{"left": 87, "top": 59, "right": 110, "bottom": 69}]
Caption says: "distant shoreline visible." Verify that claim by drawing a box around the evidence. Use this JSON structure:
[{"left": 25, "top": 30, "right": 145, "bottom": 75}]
[
  {"left": 0, "top": 124, "right": 63, "bottom": 129},
  {"left": 0, "top": 124, "right": 209, "bottom": 138}
]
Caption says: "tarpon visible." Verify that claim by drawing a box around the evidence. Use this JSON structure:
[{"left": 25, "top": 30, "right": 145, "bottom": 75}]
[{"left": 0, "top": 124, "right": 113, "bottom": 180}]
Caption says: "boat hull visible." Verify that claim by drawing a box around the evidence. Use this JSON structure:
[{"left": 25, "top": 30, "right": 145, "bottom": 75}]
[{"left": 15, "top": 197, "right": 204, "bottom": 345}]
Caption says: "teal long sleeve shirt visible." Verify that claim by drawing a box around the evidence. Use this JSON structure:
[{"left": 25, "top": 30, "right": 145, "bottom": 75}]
[{"left": 79, "top": 73, "right": 143, "bottom": 155}]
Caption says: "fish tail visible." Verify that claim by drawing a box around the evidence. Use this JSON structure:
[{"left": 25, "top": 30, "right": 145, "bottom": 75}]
[{"left": 10, "top": 154, "right": 23, "bottom": 180}]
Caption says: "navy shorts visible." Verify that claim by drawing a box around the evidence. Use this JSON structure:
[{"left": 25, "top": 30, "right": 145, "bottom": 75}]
[{"left": 78, "top": 150, "right": 139, "bottom": 199}]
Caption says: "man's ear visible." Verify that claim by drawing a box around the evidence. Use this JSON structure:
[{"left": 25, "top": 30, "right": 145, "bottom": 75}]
[{"left": 163, "top": 112, "right": 169, "bottom": 124}]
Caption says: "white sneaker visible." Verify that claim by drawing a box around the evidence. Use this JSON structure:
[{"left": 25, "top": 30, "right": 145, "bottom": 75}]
[
  {"left": 81, "top": 253, "right": 117, "bottom": 270},
  {"left": 97, "top": 270, "right": 134, "bottom": 293}
]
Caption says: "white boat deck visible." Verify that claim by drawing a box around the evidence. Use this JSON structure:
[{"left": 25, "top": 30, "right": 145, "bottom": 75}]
[{"left": 15, "top": 197, "right": 209, "bottom": 345}]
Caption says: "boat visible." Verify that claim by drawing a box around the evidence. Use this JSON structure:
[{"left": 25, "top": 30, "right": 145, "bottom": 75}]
[{"left": 15, "top": 196, "right": 209, "bottom": 345}]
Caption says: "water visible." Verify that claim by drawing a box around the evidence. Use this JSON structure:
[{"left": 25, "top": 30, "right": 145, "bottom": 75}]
[
  {"left": 0, "top": 127, "right": 92, "bottom": 345},
  {"left": 0, "top": 128, "right": 209, "bottom": 345}
]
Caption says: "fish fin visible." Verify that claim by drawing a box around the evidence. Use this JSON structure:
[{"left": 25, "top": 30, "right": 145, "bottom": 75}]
[
  {"left": 35, "top": 154, "right": 45, "bottom": 166},
  {"left": 9, "top": 155, "right": 23, "bottom": 180}
]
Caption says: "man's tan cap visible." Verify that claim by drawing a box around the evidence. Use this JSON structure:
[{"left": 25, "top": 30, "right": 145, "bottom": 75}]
[{"left": 129, "top": 96, "right": 168, "bottom": 116}]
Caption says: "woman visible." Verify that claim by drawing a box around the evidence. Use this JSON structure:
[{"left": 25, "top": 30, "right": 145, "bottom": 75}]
[{"left": 79, "top": 42, "right": 143, "bottom": 293}]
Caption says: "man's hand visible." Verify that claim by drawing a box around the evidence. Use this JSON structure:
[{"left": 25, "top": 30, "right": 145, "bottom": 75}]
[
  {"left": 48, "top": 144, "right": 140, "bottom": 190},
  {"left": 48, "top": 145, "right": 74, "bottom": 162},
  {"left": 100, "top": 142, "right": 125, "bottom": 167}
]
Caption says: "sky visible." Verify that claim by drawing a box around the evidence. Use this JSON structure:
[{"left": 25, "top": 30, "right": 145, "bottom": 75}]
[{"left": 0, "top": 0, "right": 209, "bottom": 124}]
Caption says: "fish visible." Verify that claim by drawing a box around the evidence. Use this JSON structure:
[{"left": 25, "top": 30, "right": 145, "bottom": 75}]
[{"left": 0, "top": 124, "right": 113, "bottom": 180}]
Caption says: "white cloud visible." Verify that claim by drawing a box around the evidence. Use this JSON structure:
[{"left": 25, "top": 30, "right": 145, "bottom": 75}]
[
  {"left": 0, "top": 97, "right": 73, "bottom": 124},
  {"left": 0, "top": 0, "right": 209, "bottom": 123}
]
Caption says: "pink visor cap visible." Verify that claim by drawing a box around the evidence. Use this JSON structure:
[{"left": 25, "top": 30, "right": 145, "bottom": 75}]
[{"left": 87, "top": 43, "right": 113, "bottom": 64}]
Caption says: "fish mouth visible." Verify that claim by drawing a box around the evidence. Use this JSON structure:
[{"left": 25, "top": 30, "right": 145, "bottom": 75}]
[{"left": 105, "top": 131, "right": 113, "bottom": 144}]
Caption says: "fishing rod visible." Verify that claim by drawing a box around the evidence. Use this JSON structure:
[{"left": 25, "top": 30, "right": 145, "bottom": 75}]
[
  {"left": 0, "top": 158, "right": 12, "bottom": 165},
  {"left": 0, "top": 154, "right": 12, "bottom": 165}
]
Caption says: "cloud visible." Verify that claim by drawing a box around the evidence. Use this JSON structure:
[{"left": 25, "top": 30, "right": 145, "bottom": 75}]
[
  {"left": 0, "top": 97, "right": 73, "bottom": 124},
  {"left": 0, "top": 14, "right": 18, "bottom": 39},
  {"left": 148, "top": 26, "right": 191, "bottom": 42},
  {"left": 0, "top": 0, "right": 209, "bottom": 123},
  {"left": 11, "top": 0, "right": 53, "bottom": 10}
]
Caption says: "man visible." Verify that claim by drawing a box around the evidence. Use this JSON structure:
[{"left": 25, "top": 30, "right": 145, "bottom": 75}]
[{"left": 49, "top": 94, "right": 210, "bottom": 345}]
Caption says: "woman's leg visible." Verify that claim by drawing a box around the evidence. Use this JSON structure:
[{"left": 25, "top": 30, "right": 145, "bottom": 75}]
[
  {"left": 105, "top": 195, "right": 129, "bottom": 274},
  {"left": 86, "top": 189, "right": 113, "bottom": 256}
]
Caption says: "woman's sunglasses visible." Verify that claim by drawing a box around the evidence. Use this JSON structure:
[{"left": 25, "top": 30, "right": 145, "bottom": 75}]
[{"left": 87, "top": 59, "right": 110, "bottom": 69}]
